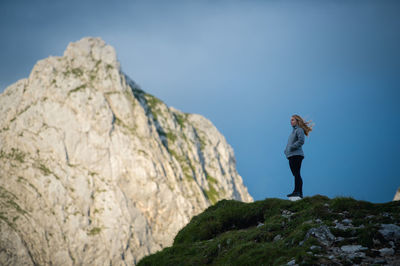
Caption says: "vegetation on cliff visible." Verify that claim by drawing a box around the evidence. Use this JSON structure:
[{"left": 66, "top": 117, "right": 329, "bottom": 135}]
[{"left": 138, "top": 195, "right": 400, "bottom": 265}]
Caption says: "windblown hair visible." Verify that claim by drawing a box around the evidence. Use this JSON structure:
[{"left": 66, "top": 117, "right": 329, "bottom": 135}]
[{"left": 292, "top": 114, "right": 314, "bottom": 136}]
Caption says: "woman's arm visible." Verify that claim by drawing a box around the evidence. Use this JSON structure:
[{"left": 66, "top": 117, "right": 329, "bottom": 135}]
[{"left": 290, "top": 128, "right": 305, "bottom": 150}]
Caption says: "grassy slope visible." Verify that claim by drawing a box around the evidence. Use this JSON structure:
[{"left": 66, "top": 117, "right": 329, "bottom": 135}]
[{"left": 138, "top": 195, "right": 400, "bottom": 265}]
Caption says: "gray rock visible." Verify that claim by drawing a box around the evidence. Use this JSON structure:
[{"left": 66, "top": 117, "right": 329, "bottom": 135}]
[
  {"left": 287, "top": 259, "right": 296, "bottom": 265},
  {"left": 334, "top": 218, "right": 355, "bottom": 230},
  {"left": 373, "top": 258, "right": 387, "bottom": 264},
  {"left": 373, "top": 238, "right": 381, "bottom": 245},
  {"left": 334, "top": 222, "right": 353, "bottom": 230},
  {"left": 335, "top": 236, "right": 345, "bottom": 242},
  {"left": 282, "top": 210, "right": 294, "bottom": 219},
  {"left": 347, "top": 252, "right": 366, "bottom": 260},
  {"left": 342, "top": 218, "right": 352, "bottom": 225},
  {"left": 379, "top": 247, "right": 394, "bottom": 256},
  {"left": 273, "top": 234, "right": 282, "bottom": 242},
  {"left": 310, "top": 245, "right": 321, "bottom": 251},
  {"left": 340, "top": 245, "right": 367, "bottom": 253},
  {"left": 379, "top": 224, "right": 400, "bottom": 242},
  {"left": 304, "top": 225, "right": 335, "bottom": 246}
]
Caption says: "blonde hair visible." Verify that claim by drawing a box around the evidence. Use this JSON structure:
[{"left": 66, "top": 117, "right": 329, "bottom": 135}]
[{"left": 292, "top": 114, "right": 314, "bottom": 136}]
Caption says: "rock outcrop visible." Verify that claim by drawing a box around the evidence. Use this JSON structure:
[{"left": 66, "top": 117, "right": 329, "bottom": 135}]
[
  {"left": 0, "top": 37, "right": 252, "bottom": 265},
  {"left": 394, "top": 188, "right": 400, "bottom": 201}
]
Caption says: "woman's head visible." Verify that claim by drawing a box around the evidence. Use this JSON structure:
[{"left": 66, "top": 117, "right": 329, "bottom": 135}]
[{"left": 291, "top": 114, "right": 314, "bottom": 136}]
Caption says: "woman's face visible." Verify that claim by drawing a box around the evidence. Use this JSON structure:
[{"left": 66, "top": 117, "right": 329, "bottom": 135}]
[{"left": 290, "top": 117, "right": 297, "bottom": 126}]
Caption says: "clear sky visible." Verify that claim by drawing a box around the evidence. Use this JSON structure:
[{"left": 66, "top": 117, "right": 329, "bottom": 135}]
[{"left": 1, "top": 0, "right": 399, "bottom": 203}]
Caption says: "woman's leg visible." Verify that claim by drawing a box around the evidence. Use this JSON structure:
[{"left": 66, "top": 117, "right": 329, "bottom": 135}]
[
  {"left": 289, "top": 156, "right": 304, "bottom": 195},
  {"left": 288, "top": 158, "right": 297, "bottom": 192}
]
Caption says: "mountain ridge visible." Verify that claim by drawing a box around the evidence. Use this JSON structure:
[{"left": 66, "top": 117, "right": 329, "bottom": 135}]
[{"left": 0, "top": 37, "right": 252, "bottom": 265}]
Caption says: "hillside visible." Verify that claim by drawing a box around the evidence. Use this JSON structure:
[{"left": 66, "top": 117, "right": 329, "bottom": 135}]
[{"left": 138, "top": 195, "right": 400, "bottom": 265}]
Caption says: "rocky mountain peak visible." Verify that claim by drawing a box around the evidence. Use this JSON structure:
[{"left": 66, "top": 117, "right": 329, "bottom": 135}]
[
  {"left": 64, "top": 37, "right": 117, "bottom": 63},
  {"left": 0, "top": 37, "right": 252, "bottom": 265}
]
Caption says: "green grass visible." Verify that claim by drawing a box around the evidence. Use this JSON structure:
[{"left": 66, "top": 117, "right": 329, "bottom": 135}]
[
  {"left": 0, "top": 186, "right": 28, "bottom": 218},
  {"left": 169, "top": 149, "right": 194, "bottom": 181},
  {"left": 204, "top": 186, "right": 219, "bottom": 205},
  {"left": 203, "top": 176, "right": 219, "bottom": 205},
  {"left": 138, "top": 195, "right": 400, "bottom": 266},
  {"left": 174, "top": 113, "right": 187, "bottom": 128},
  {"left": 34, "top": 160, "right": 60, "bottom": 180},
  {"left": 166, "top": 132, "right": 177, "bottom": 143},
  {"left": 95, "top": 60, "right": 102, "bottom": 69},
  {"left": 38, "top": 163, "right": 52, "bottom": 176},
  {"left": 71, "top": 68, "right": 83, "bottom": 77},
  {"left": 0, "top": 148, "right": 26, "bottom": 163},
  {"left": 87, "top": 227, "right": 102, "bottom": 236},
  {"left": 106, "top": 64, "right": 113, "bottom": 71},
  {"left": 206, "top": 174, "right": 218, "bottom": 184},
  {"left": 143, "top": 93, "right": 163, "bottom": 121},
  {"left": 0, "top": 213, "right": 16, "bottom": 230},
  {"left": 63, "top": 67, "right": 83, "bottom": 77},
  {"left": 68, "top": 84, "right": 86, "bottom": 95},
  {"left": 115, "top": 117, "right": 137, "bottom": 136},
  {"left": 17, "top": 176, "right": 42, "bottom": 197}
]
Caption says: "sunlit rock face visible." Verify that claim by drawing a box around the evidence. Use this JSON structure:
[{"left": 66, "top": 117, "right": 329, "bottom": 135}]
[
  {"left": 394, "top": 188, "right": 400, "bottom": 201},
  {"left": 0, "top": 37, "right": 252, "bottom": 265}
]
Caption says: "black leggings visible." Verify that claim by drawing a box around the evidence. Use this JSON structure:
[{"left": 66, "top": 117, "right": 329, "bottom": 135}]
[{"left": 288, "top": 155, "right": 304, "bottom": 194}]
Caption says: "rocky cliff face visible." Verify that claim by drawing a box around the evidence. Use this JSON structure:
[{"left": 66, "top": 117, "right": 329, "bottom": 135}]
[
  {"left": 394, "top": 188, "right": 400, "bottom": 201},
  {"left": 0, "top": 37, "right": 252, "bottom": 265}
]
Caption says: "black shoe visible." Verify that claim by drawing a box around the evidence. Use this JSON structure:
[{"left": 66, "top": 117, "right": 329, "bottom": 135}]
[
  {"left": 287, "top": 192, "right": 296, "bottom": 197},
  {"left": 288, "top": 192, "right": 303, "bottom": 198}
]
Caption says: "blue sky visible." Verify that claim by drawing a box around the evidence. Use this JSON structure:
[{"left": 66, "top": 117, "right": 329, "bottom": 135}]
[{"left": 1, "top": 0, "right": 399, "bottom": 203}]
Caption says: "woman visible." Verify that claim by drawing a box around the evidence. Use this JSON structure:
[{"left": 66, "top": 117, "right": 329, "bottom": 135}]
[{"left": 284, "top": 114, "right": 313, "bottom": 198}]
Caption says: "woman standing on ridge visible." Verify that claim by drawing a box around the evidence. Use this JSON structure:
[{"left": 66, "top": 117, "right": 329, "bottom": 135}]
[{"left": 284, "top": 114, "right": 314, "bottom": 198}]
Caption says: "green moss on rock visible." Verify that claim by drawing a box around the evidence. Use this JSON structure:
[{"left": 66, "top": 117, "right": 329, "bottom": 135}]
[
  {"left": 71, "top": 68, "right": 83, "bottom": 77},
  {"left": 87, "top": 227, "right": 102, "bottom": 236},
  {"left": 174, "top": 113, "right": 187, "bottom": 128},
  {"left": 68, "top": 84, "right": 86, "bottom": 95},
  {"left": 169, "top": 149, "right": 195, "bottom": 181},
  {"left": 0, "top": 186, "right": 27, "bottom": 216},
  {"left": 166, "top": 132, "right": 177, "bottom": 143},
  {"left": 204, "top": 183, "right": 219, "bottom": 205},
  {"left": 144, "top": 93, "right": 163, "bottom": 121},
  {"left": 0, "top": 148, "right": 26, "bottom": 163}
]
